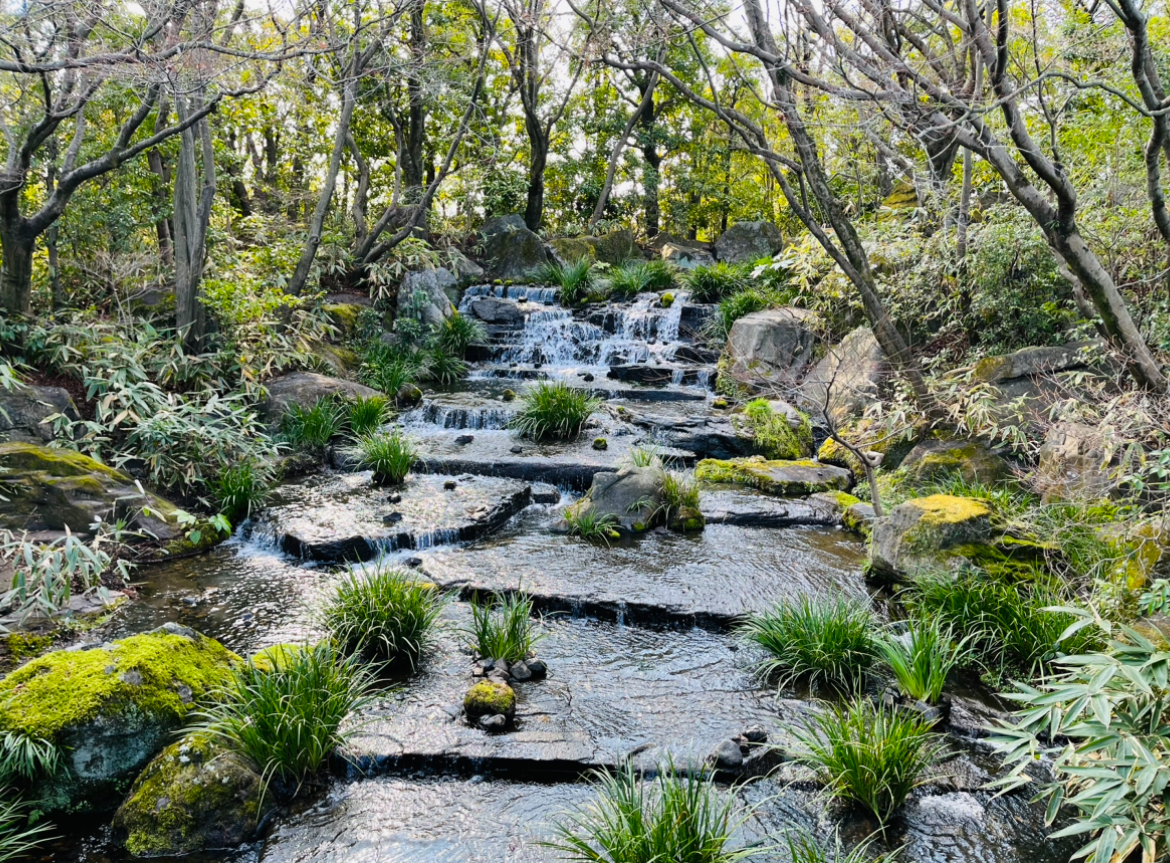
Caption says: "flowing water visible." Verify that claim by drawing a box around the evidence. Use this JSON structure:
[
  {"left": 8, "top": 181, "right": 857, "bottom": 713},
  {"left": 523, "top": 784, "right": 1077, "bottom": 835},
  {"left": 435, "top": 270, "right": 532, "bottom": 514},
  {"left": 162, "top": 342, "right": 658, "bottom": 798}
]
[{"left": 56, "top": 287, "right": 1077, "bottom": 863}]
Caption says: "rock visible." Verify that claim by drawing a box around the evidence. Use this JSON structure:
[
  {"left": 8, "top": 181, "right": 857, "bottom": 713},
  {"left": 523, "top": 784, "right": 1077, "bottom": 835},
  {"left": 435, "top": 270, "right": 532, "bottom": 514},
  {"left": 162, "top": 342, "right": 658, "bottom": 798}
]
[
  {"left": 661, "top": 292, "right": 674, "bottom": 308},
  {"left": 1036, "top": 422, "right": 1115, "bottom": 502},
  {"left": 661, "top": 243, "right": 715, "bottom": 269},
  {"left": 260, "top": 372, "right": 380, "bottom": 422},
  {"left": 444, "top": 480, "right": 458, "bottom": 490},
  {"left": 388, "top": 493, "right": 402, "bottom": 504},
  {"left": 0, "top": 625, "right": 238, "bottom": 812},
  {"left": 973, "top": 341, "right": 1113, "bottom": 425},
  {"left": 583, "top": 373, "right": 595, "bottom": 382},
  {"left": 399, "top": 267, "right": 457, "bottom": 327},
  {"left": 700, "top": 489, "right": 842, "bottom": 527},
  {"left": 479, "top": 215, "right": 551, "bottom": 280},
  {"left": 709, "top": 738, "right": 744, "bottom": 770},
  {"left": 455, "top": 435, "right": 474, "bottom": 445},
  {"left": 447, "top": 249, "right": 485, "bottom": 286},
  {"left": 510, "top": 661, "right": 532, "bottom": 682},
  {"left": 1094, "top": 520, "right": 1169, "bottom": 590},
  {"left": 743, "top": 726, "right": 767, "bottom": 744},
  {"left": 0, "top": 442, "right": 187, "bottom": 539},
  {"left": 592, "top": 437, "right": 608, "bottom": 451},
  {"left": 974, "top": 341, "right": 1106, "bottom": 384},
  {"left": 713, "top": 221, "right": 784, "bottom": 265},
  {"left": 470, "top": 297, "right": 524, "bottom": 326},
  {"left": 510, "top": 445, "right": 524, "bottom": 455},
  {"left": 383, "top": 512, "right": 403, "bottom": 524},
  {"left": 694, "top": 457, "right": 853, "bottom": 496},
  {"left": 501, "top": 389, "right": 517, "bottom": 402},
  {"left": 868, "top": 494, "right": 1044, "bottom": 580},
  {"left": 113, "top": 733, "right": 266, "bottom": 856},
  {"left": 531, "top": 484, "right": 560, "bottom": 504},
  {"left": 478, "top": 713, "right": 507, "bottom": 732},
  {"left": 312, "top": 342, "right": 361, "bottom": 377},
  {"left": 583, "top": 229, "right": 638, "bottom": 265},
  {"left": 464, "top": 680, "right": 516, "bottom": 721},
  {"left": 322, "top": 302, "right": 368, "bottom": 339},
  {"left": 725, "top": 308, "right": 819, "bottom": 387},
  {"left": 0, "top": 385, "right": 80, "bottom": 443},
  {"left": 625, "top": 413, "right": 755, "bottom": 460},
  {"left": 396, "top": 383, "right": 423, "bottom": 406},
  {"left": 668, "top": 506, "right": 705, "bottom": 533},
  {"left": 526, "top": 658, "right": 548, "bottom": 679},
  {"left": 816, "top": 418, "right": 923, "bottom": 475},
  {"left": 731, "top": 399, "right": 814, "bottom": 460},
  {"left": 248, "top": 643, "right": 308, "bottom": 673},
  {"left": 565, "top": 466, "right": 665, "bottom": 532},
  {"left": 549, "top": 237, "right": 597, "bottom": 263},
  {"left": 901, "top": 438, "right": 1011, "bottom": 485},
  {"left": 800, "top": 328, "right": 887, "bottom": 423}
]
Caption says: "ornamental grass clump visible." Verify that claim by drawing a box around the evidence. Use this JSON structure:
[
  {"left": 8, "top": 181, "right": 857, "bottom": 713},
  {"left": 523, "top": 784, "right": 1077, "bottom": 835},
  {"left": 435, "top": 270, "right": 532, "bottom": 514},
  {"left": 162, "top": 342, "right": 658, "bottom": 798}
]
[
  {"left": 194, "top": 642, "right": 376, "bottom": 795},
  {"left": 432, "top": 311, "right": 486, "bottom": 358},
  {"left": 355, "top": 430, "right": 416, "bottom": 485},
  {"left": 681, "top": 263, "right": 749, "bottom": 302},
  {"left": 321, "top": 566, "right": 445, "bottom": 670},
  {"left": 347, "top": 395, "right": 392, "bottom": 437},
  {"left": 279, "top": 397, "right": 348, "bottom": 452},
  {"left": 545, "top": 762, "right": 757, "bottom": 863},
  {"left": 739, "top": 597, "right": 876, "bottom": 690},
  {"left": 876, "top": 617, "right": 974, "bottom": 705},
  {"left": 213, "top": 459, "right": 272, "bottom": 524},
  {"left": 791, "top": 698, "right": 946, "bottom": 827},
  {"left": 607, "top": 260, "right": 676, "bottom": 299},
  {"left": 510, "top": 381, "right": 601, "bottom": 442},
  {"left": 564, "top": 508, "right": 621, "bottom": 543},
  {"left": 466, "top": 591, "right": 544, "bottom": 663},
  {"left": 538, "top": 258, "right": 598, "bottom": 305}
]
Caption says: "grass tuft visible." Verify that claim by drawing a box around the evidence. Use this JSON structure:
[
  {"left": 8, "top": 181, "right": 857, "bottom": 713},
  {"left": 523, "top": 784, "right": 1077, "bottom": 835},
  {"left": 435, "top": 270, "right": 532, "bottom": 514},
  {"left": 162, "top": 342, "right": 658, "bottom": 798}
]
[
  {"left": 432, "top": 311, "right": 486, "bottom": 358},
  {"left": 875, "top": 617, "right": 973, "bottom": 705},
  {"left": 214, "top": 460, "right": 272, "bottom": 523},
  {"left": 355, "top": 430, "right": 416, "bottom": 485},
  {"left": 465, "top": 591, "right": 544, "bottom": 662},
  {"left": 510, "top": 381, "right": 601, "bottom": 442},
  {"left": 347, "top": 395, "right": 392, "bottom": 437},
  {"left": 565, "top": 507, "right": 621, "bottom": 543},
  {"left": 539, "top": 259, "right": 598, "bottom": 305},
  {"left": 738, "top": 597, "right": 875, "bottom": 690},
  {"left": 607, "top": 260, "right": 676, "bottom": 299},
  {"left": 321, "top": 566, "right": 445, "bottom": 669},
  {"left": 279, "top": 397, "right": 348, "bottom": 452},
  {"left": 682, "top": 263, "right": 749, "bottom": 303}
]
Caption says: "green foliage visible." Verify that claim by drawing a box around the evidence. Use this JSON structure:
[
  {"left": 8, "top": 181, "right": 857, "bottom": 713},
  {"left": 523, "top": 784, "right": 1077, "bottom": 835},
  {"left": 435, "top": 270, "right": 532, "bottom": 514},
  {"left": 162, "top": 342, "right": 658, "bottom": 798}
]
[
  {"left": 564, "top": 508, "right": 621, "bottom": 543},
  {"left": 875, "top": 617, "right": 973, "bottom": 705},
  {"left": 346, "top": 395, "right": 391, "bottom": 437},
  {"left": 358, "top": 342, "right": 426, "bottom": 396},
  {"left": 545, "top": 762, "right": 756, "bottom": 863},
  {"left": 279, "top": 397, "right": 348, "bottom": 453},
  {"left": 432, "top": 312, "right": 486, "bottom": 359},
  {"left": 320, "top": 566, "right": 445, "bottom": 669},
  {"left": 465, "top": 591, "right": 544, "bottom": 663},
  {"left": 194, "top": 642, "right": 376, "bottom": 795},
  {"left": 424, "top": 346, "right": 470, "bottom": 385},
  {"left": 904, "top": 570, "right": 1101, "bottom": 678},
  {"left": 0, "top": 731, "right": 59, "bottom": 784},
  {"left": 738, "top": 598, "right": 876, "bottom": 690},
  {"left": 539, "top": 259, "right": 598, "bottom": 305},
  {"left": 792, "top": 698, "right": 945, "bottom": 826},
  {"left": 626, "top": 444, "right": 666, "bottom": 469},
  {"left": 354, "top": 430, "right": 416, "bottom": 485},
  {"left": 607, "top": 261, "right": 676, "bottom": 298},
  {"left": 988, "top": 612, "right": 1170, "bottom": 863},
  {"left": 738, "top": 399, "right": 813, "bottom": 460},
  {"left": 682, "top": 263, "right": 749, "bottom": 303},
  {"left": 0, "top": 793, "right": 53, "bottom": 861},
  {"left": 213, "top": 460, "right": 272, "bottom": 523},
  {"left": 661, "top": 471, "right": 701, "bottom": 519},
  {"left": 711, "top": 290, "right": 769, "bottom": 340},
  {"left": 509, "top": 381, "right": 601, "bottom": 442},
  {"left": 784, "top": 830, "right": 896, "bottom": 863}
]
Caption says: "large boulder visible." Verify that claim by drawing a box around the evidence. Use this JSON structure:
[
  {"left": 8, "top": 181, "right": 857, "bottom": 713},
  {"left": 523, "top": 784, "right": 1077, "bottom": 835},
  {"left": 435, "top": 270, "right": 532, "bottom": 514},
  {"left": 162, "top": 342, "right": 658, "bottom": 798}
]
[
  {"left": 972, "top": 340, "right": 1112, "bottom": 424},
  {"left": 479, "top": 215, "right": 551, "bottom": 280},
  {"left": 0, "top": 442, "right": 185, "bottom": 538},
  {"left": 1035, "top": 421, "right": 1115, "bottom": 502},
  {"left": 260, "top": 372, "right": 381, "bottom": 423},
  {"left": 0, "top": 624, "right": 238, "bottom": 812},
  {"left": 816, "top": 418, "right": 924, "bottom": 476},
  {"left": 0, "top": 385, "right": 80, "bottom": 443},
  {"left": 399, "top": 266, "right": 457, "bottom": 327},
  {"left": 661, "top": 243, "right": 715, "bottom": 270},
  {"left": 900, "top": 438, "right": 1011, "bottom": 485},
  {"left": 714, "top": 221, "right": 784, "bottom": 265},
  {"left": 565, "top": 465, "right": 665, "bottom": 532},
  {"left": 869, "top": 494, "right": 1043, "bottom": 580},
  {"left": 725, "top": 307, "right": 819, "bottom": 387},
  {"left": 584, "top": 229, "right": 638, "bottom": 264},
  {"left": 549, "top": 237, "right": 596, "bottom": 263},
  {"left": 800, "top": 328, "right": 887, "bottom": 423},
  {"left": 694, "top": 457, "right": 852, "bottom": 496},
  {"left": 114, "top": 733, "right": 266, "bottom": 857},
  {"left": 470, "top": 297, "right": 525, "bottom": 326}
]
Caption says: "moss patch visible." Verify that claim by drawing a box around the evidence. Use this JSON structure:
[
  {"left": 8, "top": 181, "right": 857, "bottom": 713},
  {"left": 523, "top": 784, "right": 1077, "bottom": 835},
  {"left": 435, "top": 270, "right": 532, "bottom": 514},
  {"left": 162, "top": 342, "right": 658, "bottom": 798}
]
[
  {"left": 0, "top": 442, "right": 128, "bottom": 481},
  {"left": 695, "top": 456, "right": 852, "bottom": 496},
  {"left": 464, "top": 680, "right": 516, "bottom": 719},
  {"left": 907, "top": 494, "right": 993, "bottom": 527},
  {"left": 249, "top": 643, "right": 309, "bottom": 673},
  {"left": 734, "top": 399, "right": 813, "bottom": 460}
]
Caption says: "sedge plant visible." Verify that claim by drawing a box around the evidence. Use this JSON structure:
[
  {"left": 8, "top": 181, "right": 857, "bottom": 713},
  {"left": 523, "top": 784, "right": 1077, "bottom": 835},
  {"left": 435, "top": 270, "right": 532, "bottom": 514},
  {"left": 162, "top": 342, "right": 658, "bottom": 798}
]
[
  {"left": 279, "top": 397, "right": 348, "bottom": 453},
  {"left": 510, "top": 381, "right": 601, "bottom": 442},
  {"left": 355, "top": 430, "right": 416, "bottom": 486},
  {"left": 539, "top": 259, "right": 598, "bottom": 305},
  {"left": 347, "top": 395, "right": 392, "bottom": 437},
  {"left": 465, "top": 591, "right": 544, "bottom": 663},
  {"left": 875, "top": 617, "right": 975, "bottom": 705},
  {"left": 213, "top": 460, "right": 272, "bottom": 524}
]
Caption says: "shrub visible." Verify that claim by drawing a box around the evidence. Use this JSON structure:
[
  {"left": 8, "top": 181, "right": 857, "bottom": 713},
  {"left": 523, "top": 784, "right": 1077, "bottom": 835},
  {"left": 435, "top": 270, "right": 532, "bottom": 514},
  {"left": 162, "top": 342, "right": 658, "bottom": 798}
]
[
  {"left": 280, "top": 397, "right": 348, "bottom": 452},
  {"left": 355, "top": 430, "right": 416, "bottom": 485},
  {"left": 875, "top": 617, "right": 973, "bottom": 705},
  {"left": 682, "top": 263, "right": 749, "bottom": 303},
  {"left": 545, "top": 762, "right": 755, "bottom": 863},
  {"left": 539, "top": 259, "right": 598, "bottom": 305},
  {"left": 465, "top": 591, "right": 544, "bottom": 662},
  {"left": 712, "top": 290, "right": 770, "bottom": 340},
  {"left": 738, "top": 597, "right": 876, "bottom": 690},
  {"left": 194, "top": 642, "right": 376, "bottom": 794},
  {"left": 509, "top": 381, "right": 601, "bottom": 441},
  {"left": 790, "top": 697, "right": 946, "bottom": 826},
  {"left": 905, "top": 570, "right": 1101, "bottom": 678},
  {"left": 432, "top": 311, "right": 486, "bottom": 358},
  {"left": 214, "top": 460, "right": 272, "bottom": 523},
  {"left": 989, "top": 612, "right": 1170, "bottom": 863},
  {"left": 347, "top": 395, "right": 392, "bottom": 437},
  {"left": 320, "top": 566, "right": 445, "bottom": 669}
]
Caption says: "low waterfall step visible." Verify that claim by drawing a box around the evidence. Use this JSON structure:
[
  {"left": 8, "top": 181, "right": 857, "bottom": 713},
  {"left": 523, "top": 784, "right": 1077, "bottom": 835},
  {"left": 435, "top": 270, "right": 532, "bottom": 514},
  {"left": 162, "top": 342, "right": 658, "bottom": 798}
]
[{"left": 251, "top": 472, "right": 532, "bottom": 562}]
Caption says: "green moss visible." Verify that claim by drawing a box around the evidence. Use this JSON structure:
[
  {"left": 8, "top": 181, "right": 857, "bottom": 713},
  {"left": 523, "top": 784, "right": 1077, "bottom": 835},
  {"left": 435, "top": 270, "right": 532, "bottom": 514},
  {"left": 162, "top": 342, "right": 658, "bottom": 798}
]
[
  {"left": 464, "top": 680, "right": 516, "bottom": 718},
  {"left": 249, "top": 643, "right": 308, "bottom": 673},
  {"left": 4, "top": 633, "right": 53, "bottom": 662},
  {"left": 0, "top": 442, "right": 127, "bottom": 480},
  {"left": 831, "top": 491, "right": 862, "bottom": 510},
  {"left": 715, "top": 354, "right": 751, "bottom": 400},
  {"left": 973, "top": 355, "right": 1014, "bottom": 383},
  {"left": 661, "top": 292, "right": 674, "bottom": 308},
  {"left": 1096, "top": 521, "right": 1168, "bottom": 590},
  {"left": 669, "top": 506, "right": 705, "bottom": 532},
  {"left": 735, "top": 399, "right": 813, "bottom": 460},
  {"left": 0, "top": 631, "right": 239, "bottom": 742},
  {"left": 592, "top": 437, "right": 608, "bottom": 451},
  {"left": 501, "top": 389, "right": 516, "bottom": 402},
  {"left": 906, "top": 494, "right": 992, "bottom": 527},
  {"left": 695, "top": 457, "right": 850, "bottom": 496},
  {"left": 712, "top": 398, "right": 728, "bottom": 410},
  {"left": 549, "top": 238, "right": 597, "bottom": 263},
  {"left": 323, "top": 303, "right": 366, "bottom": 336},
  {"left": 841, "top": 503, "right": 873, "bottom": 538}
]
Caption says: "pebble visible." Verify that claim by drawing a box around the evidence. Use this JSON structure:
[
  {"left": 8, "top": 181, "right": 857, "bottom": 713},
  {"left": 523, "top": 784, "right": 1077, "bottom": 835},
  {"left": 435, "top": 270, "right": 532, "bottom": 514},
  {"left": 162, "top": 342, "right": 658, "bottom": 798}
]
[
  {"left": 510, "top": 445, "right": 523, "bottom": 454},
  {"left": 526, "top": 658, "right": 547, "bottom": 679},
  {"left": 709, "top": 738, "right": 744, "bottom": 770},
  {"left": 743, "top": 725, "right": 767, "bottom": 744},
  {"left": 478, "top": 714, "right": 507, "bottom": 732},
  {"left": 388, "top": 492, "right": 402, "bottom": 504},
  {"left": 444, "top": 480, "right": 457, "bottom": 490},
  {"left": 455, "top": 434, "right": 474, "bottom": 445},
  {"left": 510, "top": 660, "right": 532, "bottom": 681},
  {"left": 583, "top": 373, "right": 595, "bottom": 382},
  {"left": 404, "top": 557, "right": 423, "bottom": 568}
]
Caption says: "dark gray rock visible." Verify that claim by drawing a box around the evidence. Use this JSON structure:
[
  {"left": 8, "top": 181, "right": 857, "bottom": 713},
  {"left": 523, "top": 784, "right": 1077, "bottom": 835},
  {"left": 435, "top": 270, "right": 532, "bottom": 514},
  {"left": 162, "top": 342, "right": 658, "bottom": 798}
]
[
  {"left": 661, "top": 243, "right": 715, "bottom": 269},
  {"left": 455, "top": 435, "right": 474, "bottom": 445},
  {"left": 714, "top": 221, "right": 784, "bottom": 265},
  {"left": 470, "top": 298, "right": 524, "bottom": 326},
  {"left": 744, "top": 726, "right": 767, "bottom": 744},
  {"left": 725, "top": 307, "right": 819, "bottom": 387},
  {"left": 510, "top": 661, "right": 532, "bottom": 682},
  {"left": 700, "top": 489, "right": 841, "bottom": 527},
  {"left": 479, "top": 215, "right": 552, "bottom": 280},
  {"left": 478, "top": 713, "right": 507, "bottom": 732},
  {"left": 709, "top": 738, "right": 744, "bottom": 770},
  {"left": 526, "top": 658, "right": 548, "bottom": 679},
  {"left": 261, "top": 372, "right": 380, "bottom": 422},
  {"left": 626, "top": 413, "right": 754, "bottom": 460},
  {"left": 0, "top": 385, "right": 80, "bottom": 443}
]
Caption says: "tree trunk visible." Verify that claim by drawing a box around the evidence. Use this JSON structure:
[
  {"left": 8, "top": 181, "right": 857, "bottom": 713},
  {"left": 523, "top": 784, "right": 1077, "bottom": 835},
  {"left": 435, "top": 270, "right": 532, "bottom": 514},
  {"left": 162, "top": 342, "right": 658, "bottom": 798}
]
[
  {"left": 524, "top": 117, "right": 548, "bottom": 231},
  {"left": 403, "top": 0, "right": 427, "bottom": 203},
  {"left": 0, "top": 220, "right": 34, "bottom": 317},
  {"left": 173, "top": 94, "right": 217, "bottom": 349},
  {"left": 589, "top": 73, "right": 656, "bottom": 229}
]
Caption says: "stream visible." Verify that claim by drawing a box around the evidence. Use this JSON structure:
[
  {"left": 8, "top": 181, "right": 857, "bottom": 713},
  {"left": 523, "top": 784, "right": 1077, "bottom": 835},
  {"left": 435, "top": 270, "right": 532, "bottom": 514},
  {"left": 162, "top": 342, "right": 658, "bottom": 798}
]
[{"left": 54, "top": 288, "right": 1076, "bottom": 863}]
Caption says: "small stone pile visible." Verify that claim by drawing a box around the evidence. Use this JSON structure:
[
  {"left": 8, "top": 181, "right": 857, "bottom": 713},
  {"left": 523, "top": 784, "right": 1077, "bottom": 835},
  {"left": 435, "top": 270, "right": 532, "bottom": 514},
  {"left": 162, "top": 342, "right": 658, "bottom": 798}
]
[
  {"left": 463, "top": 656, "right": 548, "bottom": 732},
  {"left": 708, "top": 725, "right": 768, "bottom": 772}
]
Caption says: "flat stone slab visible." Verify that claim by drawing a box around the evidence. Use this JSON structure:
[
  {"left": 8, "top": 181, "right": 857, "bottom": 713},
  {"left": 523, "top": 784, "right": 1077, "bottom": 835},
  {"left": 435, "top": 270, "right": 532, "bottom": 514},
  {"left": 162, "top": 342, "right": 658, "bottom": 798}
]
[
  {"left": 700, "top": 489, "right": 842, "bottom": 527},
  {"left": 695, "top": 457, "right": 854, "bottom": 495},
  {"left": 345, "top": 606, "right": 785, "bottom": 777},
  {"left": 418, "top": 512, "right": 866, "bottom": 627},
  {"left": 252, "top": 472, "right": 532, "bottom": 562}
]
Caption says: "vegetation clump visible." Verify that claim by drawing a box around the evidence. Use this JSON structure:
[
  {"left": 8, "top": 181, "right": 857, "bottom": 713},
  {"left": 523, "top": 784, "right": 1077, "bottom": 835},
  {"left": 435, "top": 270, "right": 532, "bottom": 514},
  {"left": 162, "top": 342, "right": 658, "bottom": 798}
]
[
  {"left": 355, "top": 430, "right": 416, "bottom": 485},
  {"left": 347, "top": 395, "right": 392, "bottom": 436},
  {"left": 538, "top": 259, "right": 598, "bottom": 305},
  {"left": 875, "top": 617, "right": 973, "bottom": 705},
  {"left": 510, "top": 381, "right": 601, "bottom": 442},
  {"left": 681, "top": 263, "right": 749, "bottom": 303},
  {"left": 279, "top": 397, "right": 348, "bottom": 453},
  {"left": 735, "top": 399, "right": 813, "bottom": 460},
  {"left": 465, "top": 591, "right": 544, "bottom": 663}
]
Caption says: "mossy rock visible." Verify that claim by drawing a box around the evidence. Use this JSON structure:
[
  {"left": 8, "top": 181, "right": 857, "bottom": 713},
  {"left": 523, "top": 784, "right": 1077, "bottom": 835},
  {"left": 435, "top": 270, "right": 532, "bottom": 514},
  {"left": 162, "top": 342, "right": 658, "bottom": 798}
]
[
  {"left": 668, "top": 506, "right": 705, "bottom": 533},
  {"left": 464, "top": 680, "right": 516, "bottom": 720},
  {"left": 322, "top": 303, "right": 367, "bottom": 338},
  {"left": 869, "top": 494, "right": 1046, "bottom": 581},
  {"left": 313, "top": 341, "right": 361, "bottom": 377},
  {"left": 592, "top": 437, "right": 608, "bottom": 451},
  {"left": 732, "top": 399, "right": 813, "bottom": 460},
  {"left": 661, "top": 292, "right": 674, "bottom": 308},
  {"left": 0, "top": 623, "right": 239, "bottom": 812},
  {"left": 248, "top": 643, "right": 309, "bottom": 673},
  {"left": 1095, "top": 521, "right": 1169, "bottom": 591},
  {"left": 694, "top": 457, "right": 853, "bottom": 497},
  {"left": 501, "top": 389, "right": 516, "bottom": 402},
  {"left": 901, "top": 437, "right": 1010, "bottom": 485},
  {"left": 113, "top": 733, "right": 267, "bottom": 857},
  {"left": 816, "top": 419, "right": 924, "bottom": 475},
  {"left": 549, "top": 237, "right": 597, "bottom": 264}
]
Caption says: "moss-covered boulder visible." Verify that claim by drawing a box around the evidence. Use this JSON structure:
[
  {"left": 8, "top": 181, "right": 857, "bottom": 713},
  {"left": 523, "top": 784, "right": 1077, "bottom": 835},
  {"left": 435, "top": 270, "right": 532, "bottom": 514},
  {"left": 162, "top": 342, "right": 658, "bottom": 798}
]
[
  {"left": 322, "top": 302, "right": 367, "bottom": 338},
  {"left": 550, "top": 237, "right": 597, "bottom": 264},
  {"left": 0, "top": 442, "right": 187, "bottom": 538},
  {"left": 900, "top": 437, "right": 1010, "bottom": 485},
  {"left": 668, "top": 506, "right": 705, "bottom": 533},
  {"left": 817, "top": 418, "right": 924, "bottom": 477},
  {"left": 695, "top": 457, "right": 853, "bottom": 496},
  {"left": 259, "top": 372, "right": 381, "bottom": 423},
  {"left": 869, "top": 494, "right": 1045, "bottom": 581},
  {"left": 583, "top": 229, "right": 638, "bottom": 264},
  {"left": 0, "top": 623, "right": 239, "bottom": 812},
  {"left": 113, "top": 733, "right": 266, "bottom": 857},
  {"left": 0, "top": 384, "right": 80, "bottom": 444},
  {"left": 565, "top": 466, "right": 665, "bottom": 533},
  {"left": 464, "top": 680, "right": 516, "bottom": 720},
  {"left": 732, "top": 399, "right": 813, "bottom": 460},
  {"left": 1095, "top": 520, "right": 1169, "bottom": 591}
]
